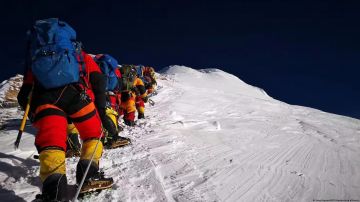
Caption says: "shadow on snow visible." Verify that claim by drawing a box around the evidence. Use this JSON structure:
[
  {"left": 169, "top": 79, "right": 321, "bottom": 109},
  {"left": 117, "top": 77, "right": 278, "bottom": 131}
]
[{"left": 0, "top": 152, "right": 41, "bottom": 201}]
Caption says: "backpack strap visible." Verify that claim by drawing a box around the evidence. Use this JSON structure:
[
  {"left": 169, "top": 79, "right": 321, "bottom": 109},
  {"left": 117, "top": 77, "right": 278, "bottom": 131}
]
[
  {"left": 78, "top": 52, "right": 86, "bottom": 76},
  {"left": 75, "top": 42, "right": 89, "bottom": 89}
]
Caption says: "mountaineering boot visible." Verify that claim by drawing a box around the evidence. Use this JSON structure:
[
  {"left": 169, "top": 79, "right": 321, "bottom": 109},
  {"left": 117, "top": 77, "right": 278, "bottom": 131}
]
[
  {"left": 36, "top": 149, "right": 68, "bottom": 201},
  {"left": 79, "top": 171, "right": 114, "bottom": 194},
  {"left": 76, "top": 160, "right": 113, "bottom": 193},
  {"left": 101, "top": 112, "right": 131, "bottom": 149},
  {"left": 106, "top": 135, "right": 131, "bottom": 149},
  {"left": 138, "top": 112, "right": 145, "bottom": 119},
  {"left": 36, "top": 173, "right": 68, "bottom": 201},
  {"left": 124, "top": 119, "right": 135, "bottom": 126},
  {"left": 123, "top": 111, "right": 136, "bottom": 126}
]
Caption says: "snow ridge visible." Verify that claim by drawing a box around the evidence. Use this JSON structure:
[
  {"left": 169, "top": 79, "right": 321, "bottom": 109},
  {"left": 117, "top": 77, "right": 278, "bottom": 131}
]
[{"left": 0, "top": 66, "right": 360, "bottom": 201}]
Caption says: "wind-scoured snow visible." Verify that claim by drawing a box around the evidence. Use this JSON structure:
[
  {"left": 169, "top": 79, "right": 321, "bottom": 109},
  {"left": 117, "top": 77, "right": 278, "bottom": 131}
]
[{"left": 0, "top": 66, "right": 359, "bottom": 202}]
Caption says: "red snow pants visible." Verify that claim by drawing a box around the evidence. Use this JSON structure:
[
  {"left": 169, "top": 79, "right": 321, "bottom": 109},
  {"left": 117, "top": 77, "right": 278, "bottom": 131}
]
[{"left": 32, "top": 84, "right": 102, "bottom": 152}]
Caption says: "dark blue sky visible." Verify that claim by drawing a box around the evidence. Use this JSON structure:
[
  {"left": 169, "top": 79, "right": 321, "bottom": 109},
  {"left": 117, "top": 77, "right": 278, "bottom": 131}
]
[{"left": 1, "top": 0, "right": 359, "bottom": 119}]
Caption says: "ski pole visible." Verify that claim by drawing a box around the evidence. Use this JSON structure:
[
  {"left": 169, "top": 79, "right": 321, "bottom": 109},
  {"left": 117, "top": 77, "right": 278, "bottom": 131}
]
[
  {"left": 73, "top": 127, "right": 105, "bottom": 201},
  {"left": 14, "top": 87, "right": 33, "bottom": 149}
]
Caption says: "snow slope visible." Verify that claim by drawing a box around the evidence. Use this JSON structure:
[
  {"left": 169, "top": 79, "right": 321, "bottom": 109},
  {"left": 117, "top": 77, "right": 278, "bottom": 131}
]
[{"left": 0, "top": 66, "right": 359, "bottom": 202}]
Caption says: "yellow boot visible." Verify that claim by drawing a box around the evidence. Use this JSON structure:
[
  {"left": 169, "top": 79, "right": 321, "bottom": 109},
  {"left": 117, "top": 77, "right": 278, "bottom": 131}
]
[
  {"left": 39, "top": 149, "right": 68, "bottom": 201},
  {"left": 76, "top": 139, "right": 113, "bottom": 192},
  {"left": 76, "top": 139, "right": 103, "bottom": 183}
]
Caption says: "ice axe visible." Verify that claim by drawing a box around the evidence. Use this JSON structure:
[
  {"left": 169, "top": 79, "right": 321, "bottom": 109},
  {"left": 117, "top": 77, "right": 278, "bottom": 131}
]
[{"left": 14, "top": 87, "right": 33, "bottom": 149}]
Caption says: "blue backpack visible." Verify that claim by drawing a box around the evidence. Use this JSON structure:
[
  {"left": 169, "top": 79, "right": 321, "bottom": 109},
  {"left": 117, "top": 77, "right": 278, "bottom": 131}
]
[
  {"left": 95, "top": 54, "right": 119, "bottom": 91},
  {"left": 135, "top": 65, "right": 144, "bottom": 77},
  {"left": 28, "top": 18, "right": 82, "bottom": 89},
  {"left": 134, "top": 65, "right": 149, "bottom": 85}
]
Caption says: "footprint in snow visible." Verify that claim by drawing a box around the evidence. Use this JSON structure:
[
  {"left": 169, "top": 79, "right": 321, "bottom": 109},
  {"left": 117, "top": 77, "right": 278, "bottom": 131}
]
[
  {"left": 290, "top": 171, "right": 304, "bottom": 177},
  {"left": 212, "top": 121, "right": 221, "bottom": 130}
]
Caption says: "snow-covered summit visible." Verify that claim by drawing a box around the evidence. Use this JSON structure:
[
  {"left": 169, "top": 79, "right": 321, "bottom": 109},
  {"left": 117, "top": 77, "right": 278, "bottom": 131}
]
[
  {"left": 0, "top": 66, "right": 359, "bottom": 201},
  {"left": 162, "top": 65, "right": 269, "bottom": 99}
]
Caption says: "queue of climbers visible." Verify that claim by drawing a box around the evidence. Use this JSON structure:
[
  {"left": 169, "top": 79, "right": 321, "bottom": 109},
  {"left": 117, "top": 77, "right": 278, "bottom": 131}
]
[{"left": 16, "top": 18, "right": 157, "bottom": 201}]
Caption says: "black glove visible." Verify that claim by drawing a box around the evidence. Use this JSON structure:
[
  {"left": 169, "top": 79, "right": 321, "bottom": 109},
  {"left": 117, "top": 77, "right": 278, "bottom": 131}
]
[
  {"left": 142, "top": 96, "right": 148, "bottom": 103},
  {"left": 131, "top": 87, "right": 139, "bottom": 95},
  {"left": 90, "top": 72, "right": 107, "bottom": 109},
  {"left": 137, "top": 85, "right": 146, "bottom": 96},
  {"left": 97, "top": 108, "right": 107, "bottom": 123},
  {"left": 145, "top": 82, "right": 152, "bottom": 89},
  {"left": 97, "top": 108, "right": 118, "bottom": 137},
  {"left": 17, "top": 84, "right": 32, "bottom": 110}
]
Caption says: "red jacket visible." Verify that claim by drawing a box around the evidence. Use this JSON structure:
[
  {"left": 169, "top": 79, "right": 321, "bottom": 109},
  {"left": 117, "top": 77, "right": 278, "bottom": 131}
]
[
  {"left": 115, "top": 68, "right": 121, "bottom": 79},
  {"left": 80, "top": 51, "right": 102, "bottom": 101}
]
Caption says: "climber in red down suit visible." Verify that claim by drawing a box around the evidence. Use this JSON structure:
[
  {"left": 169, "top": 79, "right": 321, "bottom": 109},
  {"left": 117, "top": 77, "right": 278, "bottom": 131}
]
[{"left": 17, "top": 50, "right": 112, "bottom": 200}]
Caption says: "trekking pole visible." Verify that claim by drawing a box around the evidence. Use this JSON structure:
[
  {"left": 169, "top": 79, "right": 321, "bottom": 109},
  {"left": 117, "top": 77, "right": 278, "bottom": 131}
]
[
  {"left": 14, "top": 87, "right": 33, "bottom": 149},
  {"left": 73, "top": 128, "right": 104, "bottom": 201}
]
